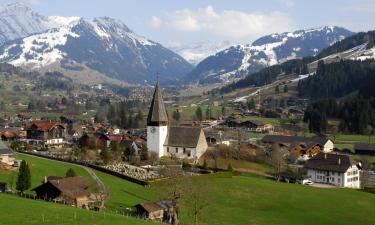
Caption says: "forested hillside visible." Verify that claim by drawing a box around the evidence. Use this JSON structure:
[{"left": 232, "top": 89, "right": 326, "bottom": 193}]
[
  {"left": 218, "top": 30, "right": 375, "bottom": 94},
  {"left": 298, "top": 59, "right": 375, "bottom": 99}
]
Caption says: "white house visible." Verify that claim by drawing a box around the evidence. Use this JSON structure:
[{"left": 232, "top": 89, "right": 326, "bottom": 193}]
[
  {"left": 304, "top": 153, "right": 361, "bottom": 188},
  {"left": 146, "top": 81, "right": 208, "bottom": 160},
  {"left": 0, "top": 140, "right": 15, "bottom": 166}
]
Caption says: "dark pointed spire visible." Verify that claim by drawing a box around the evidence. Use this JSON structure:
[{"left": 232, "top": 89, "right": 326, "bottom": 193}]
[{"left": 147, "top": 79, "right": 168, "bottom": 126}]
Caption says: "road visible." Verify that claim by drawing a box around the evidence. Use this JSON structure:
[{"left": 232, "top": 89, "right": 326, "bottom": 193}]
[{"left": 17, "top": 152, "right": 108, "bottom": 197}]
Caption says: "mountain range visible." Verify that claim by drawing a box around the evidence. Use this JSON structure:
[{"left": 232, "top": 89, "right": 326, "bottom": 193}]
[
  {"left": 168, "top": 40, "right": 232, "bottom": 65},
  {"left": 0, "top": 3, "right": 193, "bottom": 85},
  {"left": 185, "top": 26, "right": 354, "bottom": 84}
]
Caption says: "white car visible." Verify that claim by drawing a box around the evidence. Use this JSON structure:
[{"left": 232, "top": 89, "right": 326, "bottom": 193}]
[{"left": 304, "top": 180, "right": 314, "bottom": 185}]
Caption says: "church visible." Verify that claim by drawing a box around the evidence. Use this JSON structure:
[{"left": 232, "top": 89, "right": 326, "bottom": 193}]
[{"left": 146, "top": 81, "right": 208, "bottom": 160}]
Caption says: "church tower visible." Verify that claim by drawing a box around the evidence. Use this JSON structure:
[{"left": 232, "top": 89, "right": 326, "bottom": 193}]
[{"left": 147, "top": 80, "right": 168, "bottom": 157}]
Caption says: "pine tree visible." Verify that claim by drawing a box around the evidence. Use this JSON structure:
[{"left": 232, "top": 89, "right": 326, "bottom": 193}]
[
  {"left": 195, "top": 107, "right": 203, "bottom": 121},
  {"left": 140, "top": 145, "right": 149, "bottom": 160},
  {"left": 275, "top": 85, "right": 280, "bottom": 94},
  {"left": 100, "top": 149, "right": 111, "bottom": 164},
  {"left": 16, "top": 160, "right": 31, "bottom": 193},
  {"left": 66, "top": 168, "right": 77, "bottom": 177}
]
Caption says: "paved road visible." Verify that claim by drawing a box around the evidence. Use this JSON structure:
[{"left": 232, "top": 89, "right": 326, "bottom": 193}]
[{"left": 17, "top": 152, "right": 108, "bottom": 197}]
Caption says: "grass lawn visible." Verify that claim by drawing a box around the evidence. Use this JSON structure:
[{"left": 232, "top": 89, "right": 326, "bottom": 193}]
[
  {"left": 241, "top": 115, "right": 281, "bottom": 127},
  {"left": 329, "top": 134, "right": 375, "bottom": 143},
  {"left": 0, "top": 154, "right": 97, "bottom": 193},
  {"left": 167, "top": 105, "right": 235, "bottom": 120},
  {"left": 2, "top": 154, "right": 375, "bottom": 225},
  {"left": 95, "top": 171, "right": 375, "bottom": 225},
  {"left": 0, "top": 194, "right": 154, "bottom": 225}
]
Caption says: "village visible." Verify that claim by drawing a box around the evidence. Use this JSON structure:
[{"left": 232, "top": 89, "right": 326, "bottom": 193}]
[{"left": 1, "top": 80, "right": 375, "bottom": 224}]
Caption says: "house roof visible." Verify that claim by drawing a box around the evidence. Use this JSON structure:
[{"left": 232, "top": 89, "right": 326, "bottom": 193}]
[
  {"left": 26, "top": 121, "right": 64, "bottom": 132},
  {"left": 304, "top": 153, "right": 354, "bottom": 173},
  {"left": 137, "top": 202, "right": 164, "bottom": 213},
  {"left": 262, "top": 135, "right": 330, "bottom": 146},
  {"left": 33, "top": 176, "right": 90, "bottom": 198},
  {"left": 147, "top": 81, "right": 168, "bottom": 126},
  {"left": 164, "top": 126, "right": 204, "bottom": 148},
  {"left": 0, "top": 140, "right": 15, "bottom": 156},
  {"left": 354, "top": 143, "right": 375, "bottom": 152}
]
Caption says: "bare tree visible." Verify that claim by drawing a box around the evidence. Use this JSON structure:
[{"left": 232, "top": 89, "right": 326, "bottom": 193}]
[
  {"left": 360, "top": 156, "right": 373, "bottom": 188},
  {"left": 270, "top": 143, "right": 286, "bottom": 181},
  {"left": 159, "top": 166, "right": 184, "bottom": 225},
  {"left": 184, "top": 177, "right": 212, "bottom": 225}
]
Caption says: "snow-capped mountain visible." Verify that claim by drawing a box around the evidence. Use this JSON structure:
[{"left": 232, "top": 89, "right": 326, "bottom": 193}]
[
  {"left": 0, "top": 3, "right": 78, "bottom": 45},
  {"left": 185, "top": 26, "right": 354, "bottom": 84},
  {"left": 169, "top": 40, "right": 232, "bottom": 65},
  {"left": 0, "top": 16, "right": 193, "bottom": 84}
]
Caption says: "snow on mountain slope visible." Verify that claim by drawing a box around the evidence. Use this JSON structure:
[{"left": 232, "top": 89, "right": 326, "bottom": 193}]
[
  {"left": 169, "top": 40, "right": 232, "bottom": 65},
  {"left": 0, "top": 17, "right": 193, "bottom": 84},
  {"left": 185, "top": 26, "right": 354, "bottom": 84},
  {"left": 0, "top": 3, "right": 78, "bottom": 45}
]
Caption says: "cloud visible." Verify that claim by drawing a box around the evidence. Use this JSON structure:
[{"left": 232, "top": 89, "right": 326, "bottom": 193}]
[
  {"left": 341, "top": 1, "right": 375, "bottom": 13},
  {"left": 150, "top": 6, "right": 295, "bottom": 40},
  {"left": 149, "top": 16, "right": 162, "bottom": 29},
  {"left": 29, "top": 0, "right": 44, "bottom": 5},
  {"left": 278, "top": 0, "right": 296, "bottom": 7}
]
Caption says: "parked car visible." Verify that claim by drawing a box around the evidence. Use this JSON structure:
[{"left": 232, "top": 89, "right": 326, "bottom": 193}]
[
  {"left": 304, "top": 180, "right": 314, "bottom": 185},
  {"left": 370, "top": 170, "right": 375, "bottom": 175}
]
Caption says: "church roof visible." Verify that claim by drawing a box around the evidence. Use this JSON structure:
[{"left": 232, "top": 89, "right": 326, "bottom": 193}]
[
  {"left": 147, "top": 81, "right": 168, "bottom": 126},
  {"left": 164, "top": 126, "right": 203, "bottom": 148}
]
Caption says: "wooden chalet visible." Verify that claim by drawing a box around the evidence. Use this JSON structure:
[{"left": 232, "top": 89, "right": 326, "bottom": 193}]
[{"left": 32, "top": 176, "right": 91, "bottom": 208}]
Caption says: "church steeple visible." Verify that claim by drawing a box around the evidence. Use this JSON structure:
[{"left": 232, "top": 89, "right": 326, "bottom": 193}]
[{"left": 147, "top": 80, "right": 168, "bottom": 126}]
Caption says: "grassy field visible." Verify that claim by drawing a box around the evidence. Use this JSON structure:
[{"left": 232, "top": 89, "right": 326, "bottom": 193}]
[
  {"left": 167, "top": 105, "right": 235, "bottom": 120},
  {"left": 241, "top": 115, "right": 281, "bottom": 127},
  {"left": 2, "top": 154, "right": 375, "bottom": 225},
  {"left": 0, "top": 194, "right": 154, "bottom": 225},
  {"left": 94, "top": 171, "right": 375, "bottom": 225},
  {"left": 0, "top": 154, "right": 97, "bottom": 193},
  {"left": 329, "top": 134, "right": 375, "bottom": 143}
]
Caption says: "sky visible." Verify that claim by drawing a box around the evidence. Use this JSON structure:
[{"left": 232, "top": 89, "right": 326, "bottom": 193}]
[{"left": 1, "top": 0, "right": 375, "bottom": 47}]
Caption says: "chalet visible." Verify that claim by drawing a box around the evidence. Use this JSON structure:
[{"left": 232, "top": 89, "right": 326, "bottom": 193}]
[
  {"left": 290, "top": 143, "right": 322, "bottom": 161},
  {"left": 135, "top": 199, "right": 174, "bottom": 222},
  {"left": 304, "top": 153, "right": 361, "bottom": 188},
  {"left": 79, "top": 133, "right": 109, "bottom": 149},
  {"left": 0, "top": 140, "right": 15, "bottom": 166},
  {"left": 32, "top": 176, "right": 91, "bottom": 208},
  {"left": 354, "top": 143, "right": 375, "bottom": 156},
  {"left": 262, "top": 135, "right": 334, "bottom": 153},
  {"left": 25, "top": 121, "right": 65, "bottom": 147}
]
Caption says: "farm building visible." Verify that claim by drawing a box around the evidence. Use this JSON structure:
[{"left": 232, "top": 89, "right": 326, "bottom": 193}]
[
  {"left": 135, "top": 199, "right": 174, "bottom": 223},
  {"left": 32, "top": 176, "right": 92, "bottom": 208},
  {"left": 354, "top": 143, "right": 375, "bottom": 156},
  {"left": 304, "top": 153, "right": 361, "bottom": 188},
  {"left": 262, "top": 135, "right": 334, "bottom": 153}
]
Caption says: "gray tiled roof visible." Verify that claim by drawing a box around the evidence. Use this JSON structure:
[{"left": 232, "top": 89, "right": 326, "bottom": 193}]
[
  {"left": 164, "top": 126, "right": 202, "bottom": 148},
  {"left": 147, "top": 81, "right": 168, "bottom": 126},
  {"left": 0, "top": 140, "right": 15, "bottom": 156}
]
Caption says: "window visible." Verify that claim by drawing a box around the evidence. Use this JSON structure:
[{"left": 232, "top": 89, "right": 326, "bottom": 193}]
[
  {"left": 167, "top": 147, "right": 169, "bottom": 153},
  {"left": 338, "top": 178, "right": 340, "bottom": 183},
  {"left": 183, "top": 148, "right": 186, "bottom": 154},
  {"left": 175, "top": 148, "right": 178, "bottom": 153}
]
